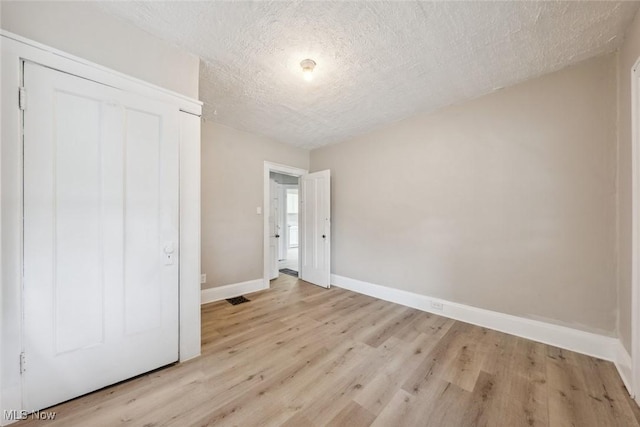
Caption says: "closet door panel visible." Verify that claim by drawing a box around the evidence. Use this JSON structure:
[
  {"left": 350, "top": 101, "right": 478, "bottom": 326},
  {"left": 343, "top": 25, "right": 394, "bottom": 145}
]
[{"left": 23, "top": 61, "right": 179, "bottom": 411}]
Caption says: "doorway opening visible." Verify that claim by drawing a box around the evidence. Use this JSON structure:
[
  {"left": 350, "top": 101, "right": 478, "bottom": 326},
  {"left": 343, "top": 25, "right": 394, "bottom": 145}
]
[
  {"left": 270, "top": 172, "right": 300, "bottom": 278},
  {"left": 263, "top": 162, "right": 308, "bottom": 288},
  {"left": 263, "top": 161, "right": 331, "bottom": 289}
]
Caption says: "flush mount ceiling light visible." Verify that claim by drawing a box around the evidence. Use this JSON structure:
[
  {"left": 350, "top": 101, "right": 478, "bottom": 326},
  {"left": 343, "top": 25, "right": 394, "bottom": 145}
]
[{"left": 300, "top": 59, "right": 316, "bottom": 81}]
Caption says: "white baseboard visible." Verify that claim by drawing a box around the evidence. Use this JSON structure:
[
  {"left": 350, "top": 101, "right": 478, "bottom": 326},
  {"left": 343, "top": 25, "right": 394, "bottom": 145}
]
[
  {"left": 331, "top": 274, "right": 620, "bottom": 363},
  {"left": 614, "top": 341, "right": 634, "bottom": 396},
  {"left": 201, "top": 279, "right": 267, "bottom": 305}
]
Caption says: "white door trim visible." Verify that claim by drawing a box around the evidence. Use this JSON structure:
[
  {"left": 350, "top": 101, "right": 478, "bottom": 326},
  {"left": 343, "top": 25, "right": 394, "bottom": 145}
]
[
  {"left": 0, "top": 30, "right": 202, "bottom": 114},
  {"left": 632, "top": 55, "right": 640, "bottom": 403},
  {"left": 263, "top": 162, "right": 307, "bottom": 288}
]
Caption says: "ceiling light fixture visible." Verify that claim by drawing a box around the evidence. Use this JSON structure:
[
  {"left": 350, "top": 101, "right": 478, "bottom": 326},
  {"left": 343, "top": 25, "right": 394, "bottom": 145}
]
[{"left": 300, "top": 59, "right": 316, "bottom": 81}]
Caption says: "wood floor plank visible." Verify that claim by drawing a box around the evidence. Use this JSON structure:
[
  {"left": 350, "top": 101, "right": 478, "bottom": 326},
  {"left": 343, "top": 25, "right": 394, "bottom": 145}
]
[
  {"left": 353, "top": 324, "right": 455, "bottom": 415},
  {"left": 280, "top": 412, "right": 317, "bottom": 427},
  {"left": 401, "top": 321, "right": 477, "bottom": 394},
  {"left": 17, "top": 275, "right": 640, "bottom": 427},
  {"left": 505, "top": 339, "right": 549, "bottom": 426},
  {"left": 571, "top": 351, "right": 638, "bottom": 427},
  {"left": 547, "top": 347, "right": 603, "bottom": 427},
  {"left": 465, "top": 336, "right": 549, "bottom": 426},
  {"left": 373, "top": 380, "right": 471, "bottom": 427},
  {"left": 438, "top": 325, "right": 490, "bottom": 392},
  {"left": 325, "top": 401, "right": 376, "bottom": 427},
  {"left": 390, "top": 310, "right": 447, "bottom": 343},
  {"left": 362, "top": 307, "right": 418, "bottom": 348}
]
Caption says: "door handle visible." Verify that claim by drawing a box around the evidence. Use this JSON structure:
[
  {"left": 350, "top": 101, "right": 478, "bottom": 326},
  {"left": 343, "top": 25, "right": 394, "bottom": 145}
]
[
  {"left": 163, "top": 242, "right": 175, "bottom": 265},
  {"left": 322, "top": 235, "right": 326, "bottom": 239},
  {"left": 275, "top": 234, "right": 280, "bottom": 238}
]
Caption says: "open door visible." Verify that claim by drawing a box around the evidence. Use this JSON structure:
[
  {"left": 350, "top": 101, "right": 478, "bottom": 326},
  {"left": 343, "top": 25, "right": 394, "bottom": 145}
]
[{"left": 299, "top": 170, "right": 331, "bottom": 288}]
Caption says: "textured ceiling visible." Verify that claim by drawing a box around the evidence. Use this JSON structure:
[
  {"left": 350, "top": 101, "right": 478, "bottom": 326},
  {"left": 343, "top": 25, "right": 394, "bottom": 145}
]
[{"left": 99, "top": 1, "right": 639, "bottom": 149}]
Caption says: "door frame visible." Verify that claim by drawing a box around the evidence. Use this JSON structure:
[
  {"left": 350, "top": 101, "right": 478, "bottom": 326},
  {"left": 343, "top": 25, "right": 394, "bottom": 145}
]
[
  {"left": 0, "top": 31, "right": 202, "bottom": 420},
  {"left": 263, "top": 161, "right": 307, "bottom": 288},
  {"left": 632, "top": 55, "right": 640, "bottom": 403}
]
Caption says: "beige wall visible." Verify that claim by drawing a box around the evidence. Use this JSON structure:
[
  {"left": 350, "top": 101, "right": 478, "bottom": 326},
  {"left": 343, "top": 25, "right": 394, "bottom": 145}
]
[
  {"left": 1, "top": 1, "right": 199, "bottom": 98},
  {"left": 617, "top": 10, "right": 640, "bottom": 353},
  {"left": 311, "top": 54, "right": 618, "bottom": 335},
  {"left": 201, "top": 121, "right": 309, "bottom": 289}
]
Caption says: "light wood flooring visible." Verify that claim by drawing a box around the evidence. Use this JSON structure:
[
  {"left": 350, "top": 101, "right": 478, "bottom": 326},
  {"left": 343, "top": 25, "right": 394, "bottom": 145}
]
[{"left": 20, "top": 274, "right": 640, "bottom": 426}]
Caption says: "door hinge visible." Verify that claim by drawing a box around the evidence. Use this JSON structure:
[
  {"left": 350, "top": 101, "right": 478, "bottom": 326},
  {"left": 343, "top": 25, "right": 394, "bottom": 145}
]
[
  {"left": 18, "top": 87, "right": 26, "bottom": 110},
  {"left": 19, "top": 352, "right": 26, "bottom": 374}
]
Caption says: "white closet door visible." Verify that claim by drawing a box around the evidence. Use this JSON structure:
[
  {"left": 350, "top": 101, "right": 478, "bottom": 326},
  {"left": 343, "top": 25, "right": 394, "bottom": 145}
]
[
  {"left": 23, "top": 62, "right": 179, "bottom": 411},
  {"left": 299, "top": 170, "right": 331, "bottom": 288}
]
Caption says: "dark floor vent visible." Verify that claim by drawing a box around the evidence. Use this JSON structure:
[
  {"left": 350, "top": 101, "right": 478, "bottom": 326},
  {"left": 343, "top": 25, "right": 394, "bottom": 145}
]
[
  {"left": 279, "top": 268, "right": 299, "bottom": 277},
  {"left": 226, "top": 295, "right": 250, "bottom": 305}
]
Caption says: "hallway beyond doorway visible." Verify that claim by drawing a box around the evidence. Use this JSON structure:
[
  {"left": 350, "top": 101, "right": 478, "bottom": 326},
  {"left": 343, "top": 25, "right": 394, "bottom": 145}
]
[{"left": 280, "top": 247, "right": 298, "bottom": 271}]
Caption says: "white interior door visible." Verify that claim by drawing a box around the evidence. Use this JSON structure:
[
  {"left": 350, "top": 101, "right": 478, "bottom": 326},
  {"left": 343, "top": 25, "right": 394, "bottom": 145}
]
[
  {"left": 269, "top": 178, "right": 279, "bottom": 279},
  {"left": 300, "top": 170, "right": 331, "bottom": 288},
  {"left": 22, "top": 62, "right": 179, "bottom": 411}
]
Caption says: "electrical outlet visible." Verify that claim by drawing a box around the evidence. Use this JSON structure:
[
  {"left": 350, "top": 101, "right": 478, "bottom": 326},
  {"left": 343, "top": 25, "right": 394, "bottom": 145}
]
[
  {"left": 430, "top": 301, "right": 443, "bottom": 311},
  {"left": 201, "top": 274, "right": 206, "bottom": 284}
]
